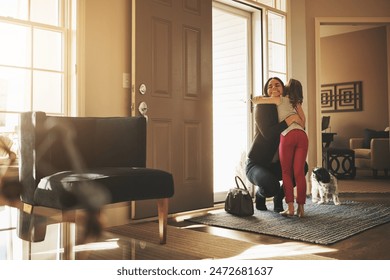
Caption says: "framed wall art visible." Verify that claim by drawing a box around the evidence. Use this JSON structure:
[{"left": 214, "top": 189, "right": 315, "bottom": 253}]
[{"left": 321, "top": 81, "right": 362, "bottom": 113}]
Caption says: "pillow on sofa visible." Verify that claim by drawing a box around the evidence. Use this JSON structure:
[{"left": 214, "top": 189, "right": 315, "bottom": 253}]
[{"left": 363, "top": 129, "right": 389, "bottom": 148}]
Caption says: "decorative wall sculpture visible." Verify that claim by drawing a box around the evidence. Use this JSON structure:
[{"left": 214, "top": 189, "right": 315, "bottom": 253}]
[{"left": 321, "top": 81, "right": 362, "bottom": 113}]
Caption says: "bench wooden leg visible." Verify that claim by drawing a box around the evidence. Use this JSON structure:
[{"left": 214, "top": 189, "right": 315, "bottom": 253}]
[
  {"left": 17, "top": 203, "right": 47, "bottom": 242},
  {"left": 157, "top": 198, "right": 168, "bottom": 244}
]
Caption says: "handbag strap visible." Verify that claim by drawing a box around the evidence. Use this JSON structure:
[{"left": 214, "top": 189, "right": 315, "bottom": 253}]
[{"left": 235, "top": 176, "right": 249, "bottom": 191}]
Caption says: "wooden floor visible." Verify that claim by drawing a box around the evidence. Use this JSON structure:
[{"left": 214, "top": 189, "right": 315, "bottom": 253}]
[{"left": 1, "top": 170, "right": 389, "bottom": 260}]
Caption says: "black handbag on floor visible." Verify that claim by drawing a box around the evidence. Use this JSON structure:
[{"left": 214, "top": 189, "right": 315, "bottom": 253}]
[{"left": 224, "top": 176, "right": 254, "bottom": 216}]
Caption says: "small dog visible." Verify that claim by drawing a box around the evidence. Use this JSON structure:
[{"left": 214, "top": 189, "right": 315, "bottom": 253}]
[{"left": 311, "top": 167, "right": 341, "bottom": 205}]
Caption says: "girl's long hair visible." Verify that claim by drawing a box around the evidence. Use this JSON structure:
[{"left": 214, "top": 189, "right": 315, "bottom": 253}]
[{"left": 285, "top": 78, "right": 303, "bottom": 107}]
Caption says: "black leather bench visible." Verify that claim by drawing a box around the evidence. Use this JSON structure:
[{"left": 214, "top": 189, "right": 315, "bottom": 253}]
[{"left": 18, "top": 111, "right": 174, "bottom": 244}]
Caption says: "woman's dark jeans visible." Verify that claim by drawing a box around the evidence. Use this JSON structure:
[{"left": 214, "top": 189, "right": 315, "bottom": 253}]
[
  {"left": 246, "top": 159, "right": 283, "bottom": 198},
  {"left": 246, "top": 158, "right": 308, "bottom": 204}
]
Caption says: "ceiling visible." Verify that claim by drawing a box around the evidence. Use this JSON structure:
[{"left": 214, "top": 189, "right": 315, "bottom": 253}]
[{"left": 320, "top": 24, "right": 385, "bottom": 37}]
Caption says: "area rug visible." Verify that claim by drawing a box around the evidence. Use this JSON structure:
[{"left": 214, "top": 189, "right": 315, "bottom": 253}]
[{"left": 188, "top": 200, "right": 390, "bottom": 245}]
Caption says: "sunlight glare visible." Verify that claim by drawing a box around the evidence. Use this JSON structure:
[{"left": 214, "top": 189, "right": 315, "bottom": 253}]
[{"left": 224, "top": 242, "right": 337, "bottom": 260}]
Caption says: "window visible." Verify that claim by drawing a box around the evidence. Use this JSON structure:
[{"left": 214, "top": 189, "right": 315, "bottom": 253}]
[
  {"left": 254, "top": 0, "right": 286, "bottom": 12},
  {"left": 0, "top": 0, "right": 76, "bottom": 155},
  {"left": 267, "top": 10, "right": 286, "bottom": 82}
]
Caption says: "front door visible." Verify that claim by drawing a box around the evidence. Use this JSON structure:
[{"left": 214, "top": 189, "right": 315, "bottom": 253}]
[{"left": 131, "top": 0, "right": 213, "bottom": 218}]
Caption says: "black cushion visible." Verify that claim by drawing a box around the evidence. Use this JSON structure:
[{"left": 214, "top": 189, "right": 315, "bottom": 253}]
[
  {"left": 34, "top": 167, "right": 174, "bottom": 210},
  {"left": 363, "top": 129, "right": 389, "bottom": 148}
]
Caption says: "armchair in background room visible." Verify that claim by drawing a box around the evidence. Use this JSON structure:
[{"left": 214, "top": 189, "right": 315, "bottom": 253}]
[
  {"left": 349, "top": 127, "right": 390, "bottom": 177},
  {"left": 18, "top": 112, "right": 174, "bottom": 250}
]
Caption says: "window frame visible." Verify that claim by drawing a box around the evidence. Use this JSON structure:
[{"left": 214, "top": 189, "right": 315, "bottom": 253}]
[
  {"left": 265, "top": 8, "right": 287, "bottom": 83},
  {"left": 0, "top": 0, "right": 76, "bottom": 119},
  {"left": 0, "top": 0, "right": 77, "bottom": 161}
]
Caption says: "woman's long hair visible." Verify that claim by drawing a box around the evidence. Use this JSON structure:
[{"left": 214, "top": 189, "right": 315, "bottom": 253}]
[
  {"left": 285, "top": 78, "right": 303, "bottom": 107},
  {"left": 263, "top": 77, "right": 285, "bottom": 97}
]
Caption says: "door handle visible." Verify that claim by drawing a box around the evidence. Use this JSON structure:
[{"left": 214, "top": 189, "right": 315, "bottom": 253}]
[{"left": 138, "top": 101, "right": 148, "bottom": 121}]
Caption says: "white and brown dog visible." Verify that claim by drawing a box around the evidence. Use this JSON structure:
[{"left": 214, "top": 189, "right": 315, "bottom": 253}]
[{"left": 311, "top": 167, "right": 341, "bottom": 205}]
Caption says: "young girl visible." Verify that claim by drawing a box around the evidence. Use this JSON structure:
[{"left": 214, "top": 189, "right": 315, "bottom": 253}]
[{"left": 252, "top": 78, "right": 308, "bottom": 217}]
